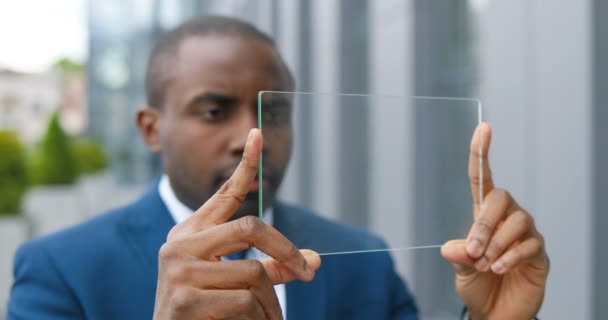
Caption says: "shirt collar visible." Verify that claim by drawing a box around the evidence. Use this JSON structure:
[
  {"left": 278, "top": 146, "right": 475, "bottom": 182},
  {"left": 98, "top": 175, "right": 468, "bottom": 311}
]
[{"left": 158, "top": 174, "right": 273, "bottom": 225}]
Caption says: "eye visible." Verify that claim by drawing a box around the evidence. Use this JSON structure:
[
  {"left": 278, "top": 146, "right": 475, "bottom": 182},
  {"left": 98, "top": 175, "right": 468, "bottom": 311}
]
[
  {"left": 262, "top": 106, "right": 291, "bottom": 126},
  {"left": 200, "top": 106, "right": 227, "bottom": 122},
  {"left": 203, "top": 108, "right": 221, "bottom": 118}
]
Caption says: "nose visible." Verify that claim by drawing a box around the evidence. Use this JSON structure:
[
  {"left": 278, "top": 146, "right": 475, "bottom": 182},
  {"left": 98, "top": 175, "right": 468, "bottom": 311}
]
[{"left": 228, "top": 108, "right": 259, "bottom": 157}]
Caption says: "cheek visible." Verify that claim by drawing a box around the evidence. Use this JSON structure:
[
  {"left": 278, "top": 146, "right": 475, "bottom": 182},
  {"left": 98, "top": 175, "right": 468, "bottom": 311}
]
[
  {"left": 267, "top": 129, "right": 293, "bottom": 166},
  {"left": 161, "top": 119, "right": 220, "bottom": 177}
]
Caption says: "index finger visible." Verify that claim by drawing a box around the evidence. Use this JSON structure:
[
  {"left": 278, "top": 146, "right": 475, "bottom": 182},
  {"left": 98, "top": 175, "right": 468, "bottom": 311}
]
[
  {"left": 469, "top": 122, "right": 494, "bottom": 215},
  {"left": 188, "top": 128, "right": 263, "bottom": 233}
]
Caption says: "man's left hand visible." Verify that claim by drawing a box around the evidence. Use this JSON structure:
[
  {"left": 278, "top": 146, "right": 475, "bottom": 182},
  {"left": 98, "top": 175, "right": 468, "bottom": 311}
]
[{"left": 441, "top": 123, "right": 549, "bottom": 320}]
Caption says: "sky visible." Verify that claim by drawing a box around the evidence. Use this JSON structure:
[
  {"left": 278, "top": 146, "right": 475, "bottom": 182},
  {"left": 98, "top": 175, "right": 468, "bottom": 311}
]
[{"left": 0, "top": 0, "right": 87, "bottom": 73}]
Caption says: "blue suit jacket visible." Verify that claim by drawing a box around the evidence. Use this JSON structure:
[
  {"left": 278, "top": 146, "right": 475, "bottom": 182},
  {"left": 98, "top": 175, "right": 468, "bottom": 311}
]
[{"left": 8, "top": 185, "right": 417, "bottom": 319}]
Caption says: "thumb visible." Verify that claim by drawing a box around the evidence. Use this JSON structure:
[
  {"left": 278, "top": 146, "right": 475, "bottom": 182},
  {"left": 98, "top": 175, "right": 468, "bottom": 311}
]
[
  {"left": 262, "top": 249, "right": 322, "bottom": 284},
  {"left": 441, "top": 240, "right": 477, "bottom": 276}
]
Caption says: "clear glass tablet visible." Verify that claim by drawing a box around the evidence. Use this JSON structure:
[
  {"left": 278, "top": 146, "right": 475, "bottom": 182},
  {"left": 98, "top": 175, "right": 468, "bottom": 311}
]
[{"left": 257, "top": 91, "right": 483, "bottom": 317}]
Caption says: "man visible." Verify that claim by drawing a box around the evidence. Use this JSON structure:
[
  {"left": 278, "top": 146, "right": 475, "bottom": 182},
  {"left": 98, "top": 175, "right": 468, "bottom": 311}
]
[{"left": 8, "top": 16, "right": 548, "bottom": 319}]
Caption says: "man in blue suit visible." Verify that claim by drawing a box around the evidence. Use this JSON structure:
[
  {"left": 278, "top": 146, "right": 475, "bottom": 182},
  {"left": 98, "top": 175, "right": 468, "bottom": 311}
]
[{"left": 8, "top": 16, "right": 549, "bottom": 319}]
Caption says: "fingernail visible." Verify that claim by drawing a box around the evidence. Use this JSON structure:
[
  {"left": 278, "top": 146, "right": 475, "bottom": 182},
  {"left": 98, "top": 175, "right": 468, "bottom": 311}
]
[
  {"left": 475, "top": 256, "right": 490, "bottom": 272},
  {"left": 491, "top": 260, "right": 507, "bottom": 274},
  {"left": 306, "top": 263, "right": 314, "bottom": 277},
  {"left": 467, "top": 239, "right": 483, "bottom": 257},
  {"left": 302, "top": 260, "right": 312, "bottom": 277}
]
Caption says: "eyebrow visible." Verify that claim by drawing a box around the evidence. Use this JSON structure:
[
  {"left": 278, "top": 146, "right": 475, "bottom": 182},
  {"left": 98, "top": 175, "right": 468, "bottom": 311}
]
[
  {"left": 185, "top": 92, "right": 239, "bottom": 110},
  {"left": 260, "top": 94, "right": 292, "bottom": 106}
]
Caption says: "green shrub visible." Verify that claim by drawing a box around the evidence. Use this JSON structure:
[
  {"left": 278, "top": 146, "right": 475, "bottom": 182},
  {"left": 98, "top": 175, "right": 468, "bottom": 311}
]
[
  {"left": 0, "top": 131, "right": 28, "bottom": 215},
  {"left": 31, "top": 112, "right": 79, "bottom": 185},
  {"left": 72, "top": 138, "right": 108, "bottom": 175}
]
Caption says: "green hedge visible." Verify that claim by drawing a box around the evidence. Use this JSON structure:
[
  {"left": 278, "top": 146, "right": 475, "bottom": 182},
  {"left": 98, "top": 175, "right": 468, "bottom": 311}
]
[
  {"left": 72, "top": 138, "right": 108, "bottom": 175},
  {"left": 0, "top": 115, "right": 110, "bottom": 214},
  {"left": 30, "top": 112, "right": 79, "bottom": 185},
  {"left": 0, "top": 131, "right": 28, "bottom": 215},
  {"left": 30, "top": 112, "right": 109, "bottom": 185}
]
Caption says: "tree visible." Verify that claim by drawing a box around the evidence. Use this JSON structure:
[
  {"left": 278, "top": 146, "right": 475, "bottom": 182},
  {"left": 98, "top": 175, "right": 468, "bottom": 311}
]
[
  {"left": 0, "top": 131, "right": 28, "bottom": 215},
  {"left": 31, "top": 112, "right": 79, "bottom": 185}
]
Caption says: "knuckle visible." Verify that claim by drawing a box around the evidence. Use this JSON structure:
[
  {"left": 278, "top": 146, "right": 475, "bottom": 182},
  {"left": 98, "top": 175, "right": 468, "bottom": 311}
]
[
  {"left": 246, "top": 260, "right": 267, "bottom": 282},
  {"left": 159, "top": 243, "right": 179, "bottom": 262},
  {"left": 217, "top": 183, "right": 247, "bottom": 203},
  {"left": 165, "top": 264, "right": 183, "bottom": 283},
  {"left": 530, "top": 238, "right": 543, "bottom": 256},
  {"left": 267, "top": 261, "right": 285, "bottom": 283},
  {"left": 473, "top": 218, "right": 493, "bottom": 238},
  {"left": 492, "top": 188, "right": 512, "bottom": 203},
  {"left": 511, "top": 210, "right": 532, "bottom": 230},
  {"left": 166, "top": 223, "right": 195, "bottom": 242},
  {"left": 240, "top": 151, "right": 258, "bottom": 171},
  {"left": 234, "top": 290, "right": 257, "bottom": 312},
  {"left": 470, "top": 145, "right": 489, "bottom": 160},
  {"left": 285, "top": 243, "right": 300, "bottom": 260},
  {"left": 469, "top": 174, "right": 480, "bottom": 186},
  {"left": 468, "top": 174, "right": 485, "bottom": 187},
  {"left": 510, "top": 246, "right": 524, "bottom": 263},
  {"left": 486, "top": 239, "right": 506, "bottom": 258},
  {"left": 469, "top": 169, "right": 492, "bottom": 187},
  {"left": 235, "top": 216, "right": 263, "bottom": 238},
  {"left": 166, "top": 226, "right": 182, "bottom": 242},
  {"left": 171, "top": 287, "right": 196, "bottom": 311},
  {"left": 165, "top": 262, "right": 195, "bottom": 284}
]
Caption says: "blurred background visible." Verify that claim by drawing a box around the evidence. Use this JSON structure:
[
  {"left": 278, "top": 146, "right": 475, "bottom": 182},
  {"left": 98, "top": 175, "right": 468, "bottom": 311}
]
[{"left": 0, "top": 0, "right": 605, "bottom": 319}]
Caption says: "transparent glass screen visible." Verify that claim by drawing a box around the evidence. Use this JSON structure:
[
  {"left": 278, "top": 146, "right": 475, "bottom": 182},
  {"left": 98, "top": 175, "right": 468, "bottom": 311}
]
[
  {"left": 257, "top": 91, "right": 482, "bottom": 256},
  {"left": 256, "top": 91, "right": 483, "bottom": 317}
]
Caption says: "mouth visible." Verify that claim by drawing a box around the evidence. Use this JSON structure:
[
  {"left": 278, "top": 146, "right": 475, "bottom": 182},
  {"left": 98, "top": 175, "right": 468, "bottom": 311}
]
[
  {"left": 217, "top": 171, "right": 272, "bottom": 193},
  {"left": 250, "top": 178, "right": 260, "bottom": 192}
]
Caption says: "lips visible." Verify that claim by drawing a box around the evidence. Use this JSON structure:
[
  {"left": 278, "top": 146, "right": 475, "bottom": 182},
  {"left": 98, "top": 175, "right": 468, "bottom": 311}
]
[
  {"left": 216, "top": 169, "right": 272, "bottom": 192},
  {"left": 250, "top": 178, "right": 260, "bottom": 192}
]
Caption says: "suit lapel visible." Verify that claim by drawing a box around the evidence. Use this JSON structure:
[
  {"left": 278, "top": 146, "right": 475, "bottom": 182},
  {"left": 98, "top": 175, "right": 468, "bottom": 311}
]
[
  {"left": 120, "top": 184, "right": 175, "bottom": 278},
  {"left": 274, "top": 202, "right": 327, "bottom": 320}
]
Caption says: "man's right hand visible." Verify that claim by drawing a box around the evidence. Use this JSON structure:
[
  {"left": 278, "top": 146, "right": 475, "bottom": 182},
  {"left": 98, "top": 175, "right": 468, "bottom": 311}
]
[{"left": 153, "top": 129, "right": 321, "bottom": 320}]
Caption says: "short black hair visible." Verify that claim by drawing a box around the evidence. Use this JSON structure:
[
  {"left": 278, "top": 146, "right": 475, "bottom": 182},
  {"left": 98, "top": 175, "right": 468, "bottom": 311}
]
[{"left": 145, "top": 15, "right": 294, "bottom": 109}]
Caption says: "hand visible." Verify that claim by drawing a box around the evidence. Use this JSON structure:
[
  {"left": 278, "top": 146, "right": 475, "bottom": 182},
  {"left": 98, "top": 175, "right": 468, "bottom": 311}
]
[
  {"left": 441, "top": 123, "right": 549, "bottom": 320},
  {"left": 153, "top": 128, "right": 321, "bottom": 320}
]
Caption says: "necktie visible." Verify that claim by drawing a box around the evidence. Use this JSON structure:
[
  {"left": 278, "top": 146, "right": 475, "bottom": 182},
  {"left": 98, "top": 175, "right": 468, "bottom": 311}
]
[{"left": 226, "top": 250, "right": 247, "bottom": 260}]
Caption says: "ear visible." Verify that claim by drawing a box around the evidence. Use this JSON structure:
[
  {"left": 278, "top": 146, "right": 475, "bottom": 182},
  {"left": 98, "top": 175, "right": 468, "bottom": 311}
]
[{"left": 136, "top": 106, "right": 163, "bottom": 152}]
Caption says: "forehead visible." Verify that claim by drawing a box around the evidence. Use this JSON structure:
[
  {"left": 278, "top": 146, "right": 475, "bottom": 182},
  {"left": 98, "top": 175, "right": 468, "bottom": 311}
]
[{"left": 168, "top": 35, "right": 290, "bottom": 100}]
